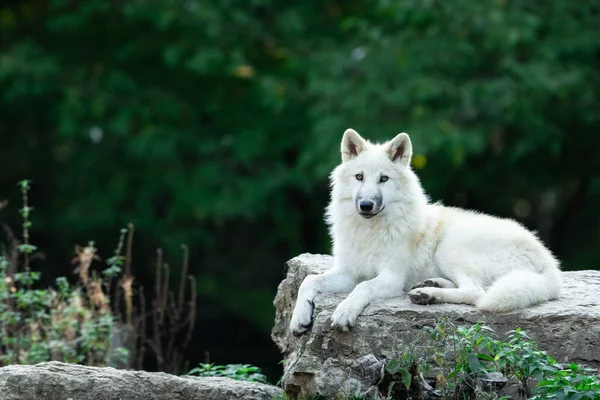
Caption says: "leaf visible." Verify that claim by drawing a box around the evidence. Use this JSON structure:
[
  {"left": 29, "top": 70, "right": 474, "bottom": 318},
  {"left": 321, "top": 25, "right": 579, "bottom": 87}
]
[
  {"left": 400, "top": 368, "right": 412, "bottom": 390},
  {"left": 467, "top": 353, "right": 486, "bottom": 374},
  {"left": 386, "top": 358, "right": 401, "bottom": 374}
]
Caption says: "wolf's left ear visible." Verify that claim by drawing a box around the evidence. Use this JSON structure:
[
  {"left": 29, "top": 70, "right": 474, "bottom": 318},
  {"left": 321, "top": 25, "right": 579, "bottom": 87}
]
[{"left": 387, "top": 133, "right": 412, "bottom": 166}]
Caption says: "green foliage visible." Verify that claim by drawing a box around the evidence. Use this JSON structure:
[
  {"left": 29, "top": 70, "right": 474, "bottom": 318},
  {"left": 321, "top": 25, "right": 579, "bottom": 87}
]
[
  {"left": 187, "top": 362, "right": 268, "bottom": 384},
  {"left": 495, "top": 328, "right": 557, "bottom": 396},
  {"left": 386, "top": 355, "right": 417, "bottom": 390},
  {"left": 0, "top": 182, "right": 127, "bottom": 367},
  {"left": 448, "top": 324, "right": 500, "bottom": 378},
  {"left": 1, "top": 182, "right": 197, "bottom": 374},
  {"left": 15, "top": 180, "right": 36, "bottom": 261},
  {"left": 532, "top": 363, "right": 600, "bottom": 400},
  {"left": 386, "top": 318, "right": 600, "bottom": 399},
  {"left": 382, "top": 347, "right": 436, "bottom": 399},
  {"left": 0, "top": 258, "right": 124, "bottom": 367},
  {"left": 103, "top": 228, "right": 128, "bottom": 279}
]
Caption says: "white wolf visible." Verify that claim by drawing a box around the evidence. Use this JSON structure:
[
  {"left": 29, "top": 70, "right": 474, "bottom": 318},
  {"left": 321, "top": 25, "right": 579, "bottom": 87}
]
[{"left": 290, "top": 129, "right": 561, "bottom": 336}]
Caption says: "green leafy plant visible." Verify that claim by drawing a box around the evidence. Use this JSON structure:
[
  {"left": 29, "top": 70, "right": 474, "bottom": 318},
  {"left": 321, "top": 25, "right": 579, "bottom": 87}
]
[
  {"left": 15, "top": 180, "right": 37, "bottom": 267},
  {"left": 420, "top": 319, "right": 503, "bottom": 397},
  {"left": 531, "top": 363, "right": 600, "bottom": 400},
  {"left": 382, "top": 342, "right": 432, "bottom": 399},
  {"left": 384, "top": 318, "right": 600, "bottom": 400},
  {"left": 494, "top": 328, "right": 557, "bottom": 397},
  {"left": 1, "top": 181, "right": 198, "bottom": 374},
  {"left": 386, "top": 353, "right": 418, "bottom": 391},
  {"left": 0, "top": 181, "right": 125, "bottom": 367},
  {"left": 187, "top": 363, "right": 268, "bottom": 383},
  {"left": 451, "top": 323, "right": 500, "bottom": 376}
]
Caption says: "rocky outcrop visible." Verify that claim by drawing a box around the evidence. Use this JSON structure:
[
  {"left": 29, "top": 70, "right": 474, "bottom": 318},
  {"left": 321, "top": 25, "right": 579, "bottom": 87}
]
[
  {"left": 272, "top": 253, "right": 600, "bottom": 398},
  {"left": 0, "top": 361, "right": 282, "bottom": 400}
]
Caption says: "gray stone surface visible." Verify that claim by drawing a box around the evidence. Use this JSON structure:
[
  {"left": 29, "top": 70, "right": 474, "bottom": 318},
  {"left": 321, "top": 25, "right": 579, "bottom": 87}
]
[
  {"left": 0, "top": 361, "right": 282, "bottom": 400},
  {"left": 272, "top": 253, "right": 600, "bottom": 398}
]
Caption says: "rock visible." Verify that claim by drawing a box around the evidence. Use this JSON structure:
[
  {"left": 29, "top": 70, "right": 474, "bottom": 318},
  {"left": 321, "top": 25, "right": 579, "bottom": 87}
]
[
  {"left": 0, "top": 361, "right": 282, "bottom": 400},
  {"left": 272, "top": 253, "right": 600, "bottom": 398}
]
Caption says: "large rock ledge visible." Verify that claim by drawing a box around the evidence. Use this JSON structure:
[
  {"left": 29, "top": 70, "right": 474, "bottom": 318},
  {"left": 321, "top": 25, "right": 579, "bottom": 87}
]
[
  {"left": 272, "top": 253, "right": 600, "bottom": 398},
  {"left": 0, "top": 361, "right": 282, "bottom": 400}
]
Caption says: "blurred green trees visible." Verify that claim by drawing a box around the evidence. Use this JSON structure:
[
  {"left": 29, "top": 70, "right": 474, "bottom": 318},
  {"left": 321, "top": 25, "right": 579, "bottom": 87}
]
[{"left": 1, "top": 0, "right": 599, "bottom": 366}]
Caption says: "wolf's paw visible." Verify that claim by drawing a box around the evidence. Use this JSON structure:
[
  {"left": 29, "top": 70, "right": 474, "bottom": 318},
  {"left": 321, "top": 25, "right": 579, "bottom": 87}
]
[
  {"left": 411, "top": 277, "right": 456, "bottom": 290},
  {"left": 408, "top": 288, "right": 439, "bottom": 305},
  {"left": 330, "top": 298, "right": 362, "bottom": 332},
  {"left": 289, "top": 299, "right": 315, "bottom": 336}
]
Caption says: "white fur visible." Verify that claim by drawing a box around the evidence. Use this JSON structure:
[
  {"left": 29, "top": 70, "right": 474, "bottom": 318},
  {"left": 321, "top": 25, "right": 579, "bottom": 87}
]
[{"left": 289, "top": 129, "right": 562, "bottom": 335}]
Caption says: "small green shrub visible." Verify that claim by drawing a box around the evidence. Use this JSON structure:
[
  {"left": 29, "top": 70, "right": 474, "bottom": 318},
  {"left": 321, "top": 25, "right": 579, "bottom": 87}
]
[
  {"left": 494, "top": 328, "right": 558, "bottom": 397},
  {"left": 0, "top": 180, "right": 127, "bottom": 367},
  {"left": 383, "top": 318, "right": 600, "bottom": 400},
  {"left": 531, "top": 363, "right": 600, "bottom": 400},
  {"left": 1, "top": 180, "right": 198, "bottom": 374},
  {"left": 187, "top": 362, "right": 268, "bottom": 383}
]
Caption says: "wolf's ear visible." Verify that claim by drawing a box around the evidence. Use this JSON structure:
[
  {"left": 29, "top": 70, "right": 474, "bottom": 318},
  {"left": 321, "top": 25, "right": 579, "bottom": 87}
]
[
  {"left": 387, "top": 133, "right": 412, "bottom": 166},
  {"left": 341, "top": 129, "right": 367, "bottom": 162}
]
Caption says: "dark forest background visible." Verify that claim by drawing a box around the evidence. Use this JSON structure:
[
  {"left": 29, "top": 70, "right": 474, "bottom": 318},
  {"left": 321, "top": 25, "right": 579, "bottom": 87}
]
[{"left": 1, "top": 0, "right": 599, "bottom": 380}]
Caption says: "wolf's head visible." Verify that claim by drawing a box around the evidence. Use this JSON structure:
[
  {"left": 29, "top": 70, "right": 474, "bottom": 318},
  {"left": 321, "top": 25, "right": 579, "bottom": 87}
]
[{"left": 329, "top": 129, "right": 426, "bottom": 221}]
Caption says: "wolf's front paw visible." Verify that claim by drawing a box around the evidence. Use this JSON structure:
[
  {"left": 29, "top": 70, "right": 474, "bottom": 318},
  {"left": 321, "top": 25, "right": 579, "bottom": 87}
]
[
  {"left": 330, "top": 298, "right": 362, "bottom": 332},
  {"left": 289, "top": 299, "right": 315, "bottom": 336},
  {"left": 408, "top": 288, "right": 439, "bottom": 305}
]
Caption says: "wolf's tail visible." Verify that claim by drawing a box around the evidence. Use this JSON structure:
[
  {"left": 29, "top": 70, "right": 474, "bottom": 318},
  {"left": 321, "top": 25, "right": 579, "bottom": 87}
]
[{"left": 476, "top": 267, "right": 561, "bottom": 312}]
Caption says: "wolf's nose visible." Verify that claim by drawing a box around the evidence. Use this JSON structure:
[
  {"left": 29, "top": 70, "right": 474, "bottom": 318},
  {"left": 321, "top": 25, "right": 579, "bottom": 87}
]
[{"left": 359, "top": 201, "right": 374, "bottom": 212}]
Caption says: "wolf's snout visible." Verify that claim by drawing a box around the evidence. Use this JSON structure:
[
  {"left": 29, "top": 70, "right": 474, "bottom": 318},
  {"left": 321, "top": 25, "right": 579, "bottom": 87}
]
[{"left": 359, "top": 200, "right": 374, "bottom": 212}]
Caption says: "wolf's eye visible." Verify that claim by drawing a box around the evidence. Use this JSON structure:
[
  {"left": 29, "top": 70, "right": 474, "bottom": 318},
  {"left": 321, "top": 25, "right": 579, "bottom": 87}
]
[
  {"left": 355, "top": 174, "right": 363, "bottom": 181},
  {"left": 380, "top": 175, "right": 389, "bottom": 183}
]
